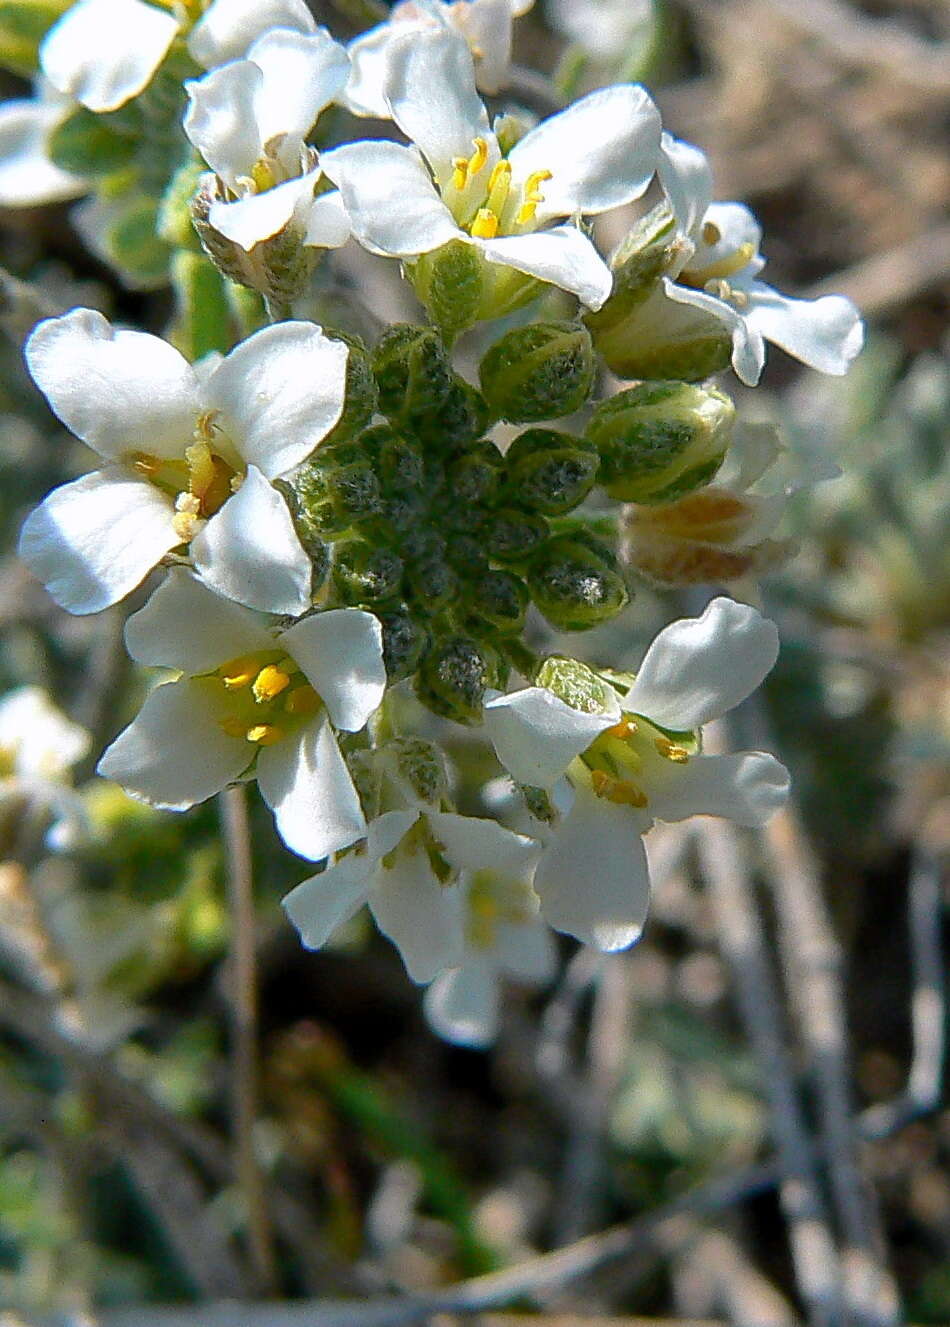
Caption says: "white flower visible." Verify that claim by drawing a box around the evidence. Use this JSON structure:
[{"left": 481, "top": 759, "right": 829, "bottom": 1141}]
[
  {"left": 184, "top": 27, "right": 352, "bottom": 252},
  {"left": 424, "top": 858, "right": 556, "bottom": 1048},
  {"left": 0, "top": 84, "right": 88, "bottom": 208},
  {"left": 656, "top": 133, "right": 864, "bottom": 385},
  {"left": 547, "top": 0, "right": 655, "bottom": 65},
  {"left": 323, "top": 26, "right": 661, "bottom": 311},
  {"left": 40, "top": 0, "right": 180, "bottom": 113},
  {"left": 483, "top": 597, "right": 790, "bottom": 950},
  {"left": 344, "top": 0, "right": 534, "bottom": 116},
  {"left": 187, "top": 0, "right": 319, "bottom": 69},
  {"left": 283, "top": 808, "right": 540, "bottom": 985},
  {"left": 0, "top": 687, "right": 91, "bottom": 851},
  {"left": 18, "top": 308, "right": 347, "bottom": 616},
  {"left": 97, "top": 570, "right": 385, "bottom": 861}
]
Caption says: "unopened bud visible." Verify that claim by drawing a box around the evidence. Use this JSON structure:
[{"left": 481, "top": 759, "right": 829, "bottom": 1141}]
[
  {"left": 585, "top": 203, "right": 680, "bottom": 336},
  {"left": 504, "top": 428, "right": 599, "bottom": 515},
  {"left": 448, "top": 441, "right": 505, "bottom": 508},
  {"left": 588, "top": 283, "right": 731, "bottom": 383},
  {"left": 378, "top": 608, "right": 430, "bottom": 682},
  {"left": 409, "top": 239, "right": 484, "bottom": 342},
  {"left": 527, "top": 536, "right": 630, "bottom": 631},
  {"left": 485, "top": 508, "right": 549, "bottom": 564},
  {"left": 385, "top": 738, "right": 449, "bottom": 807},
  {"left": 373, "top": 324, "right": 454, "bottom": 425},
  {"left": 536, "top": 655, "right": 618, "bottom": 714},
  {"left": 416, "top": 635, "right": 505, "bottom": 725},
  {"left": 291, "top": 457, "right": 383, "bottom": 535},
  {"left": 466, "top": 570, "right": 530, "bottom": 636},
  {"left": 479, "top": 322, "right": 596, "bottom": 423},
  {"left": 332, "top": 539, "right": 404, "bottom": 604},
  {"left": 321, "top": 331, "right": 377, "bottom": 447},
  {"left": 405, "top": 554, "right": 459, "bottom": 616},
  {"left": 587, "top": 381, "right": 734, "bottom": 504}
]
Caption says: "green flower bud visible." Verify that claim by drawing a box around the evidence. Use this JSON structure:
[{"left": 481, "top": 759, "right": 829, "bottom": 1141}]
[
  {"left": 379, "top": 608, "right": 430, "bottom": 682},
  {"left": 410, "top": 375, "right": 491, "bottom": 452},
  {"left": 527, "top": 536, "right": 630, "bottom": 631},
  {"left": 291, "top": 458, "right": 383, "bottom": 535},
  {"left": 405, "top": 556, "right": 459, "bottom": 616},
  {"left": 321, "top": 331, "right": 378, "bottom": 447},
  {"left": 332, "top": 539, "right": 404, "bottom": 604},
  {"left": 588, "top": 284, "right": 732, "bottom": 383},
  {"left": 479, "top": 322, "right": 596, "bottom": 423},
  {"left": 384, "top": 738, "right": 449, "bottom": 807},
  {"left": 466, "top": 570, "right": 529, "bottom": 636},
  {"left": 158, "top": 158, "right": 207, "bottom": 251},
  {"left": 401, "top": 528, "right": 446, "bottom": 565},
  {"left": 504, "top": 427, "right": 599, "bottom": 515},
  {"left": 587, "top": 381, "right": 734, "bottom": 503},
  {"left": 274, "top": 480, "right": 330, "bottom": 589},
  {"left": 409, "top": 239, "right": 484, "bottom": 342},
  {"left": 536, "top": 656, "right": 618, "bottom": 714},
  {"left": 585, "top": 203, "right": 680, "bottom": 337},
  {"left": 359, "top": 424, "right": 426, "bottom": 493},
  {"left": 373, "top": 324, "right": 454, "bottom": 425},
  {"left": 445, "top": 534, "right": 490, "bottom": 577},
  {"left": 381, "top": 489, "right": 428, "bottom": 538},
  {"left": 447, "top": 441, "right": 505, "bottom": 508},
  {"left": 485, "top": 508, "right": 550, "bottom": 564},
  {"left": 416, "top": 634, "right": 504, "bottom": 725}
]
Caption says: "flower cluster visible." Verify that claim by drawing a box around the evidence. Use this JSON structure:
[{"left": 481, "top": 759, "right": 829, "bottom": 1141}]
[{"left": 6, "top": 0, "right": 865, "bottom": 1046}]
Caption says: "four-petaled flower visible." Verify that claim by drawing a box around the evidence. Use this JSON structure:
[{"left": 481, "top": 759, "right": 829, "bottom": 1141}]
[
  {"left": 656, "top": 132, "right": 865, "bottom": 385},
  {"left": 19, "top": 308, "right": 348, "bottom": 616},
  {"left": 484, "top": 597, "right": 790, "bottom": 950},
  {"left": 323, "top": 25, "right": 661, "bottom": 311},
  {"left": 97, "top": 570, "right": 386, "bottom": 862}
]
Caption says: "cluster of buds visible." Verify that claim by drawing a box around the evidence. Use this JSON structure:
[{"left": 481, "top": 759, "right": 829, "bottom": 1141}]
[{"left": 3, "top": 0, "right": 865, "bottom": 1045}]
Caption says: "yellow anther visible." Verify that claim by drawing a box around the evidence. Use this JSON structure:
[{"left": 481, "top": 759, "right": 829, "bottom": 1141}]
[
  {"left": 488, "top": 159, "right": 511, "bottom": 193},
  {"left": 131, "top": 453, "right": 160, "bottom": 476},
  {"left": 515, "top": 168, "right": 552, "bottom": 225},
  {"left": 185, "top": 440, "right": 215, "bottom": 498},
  {"left": 451, "top": 156, "right": 469, "bottom": 190},
  {"left": 251, "top": 158, "right": 277, "bottom": 192},
  {"left": 702, "top": 220, "right": 721, "bottom": 245},
  {"left": 172, "top": 492, "right": 202, "bottom": 542},
  {"left": 467, "top": 136, "right": 489, "bottom": 176},
  {"left": 591, "top": 768, "right": 648, "bottom": 808},
  {"left": 246, "top": 723, "right": 284, "bottom": 746},
  {"left": 219, "top": 655, "right": 260, "bottom": 690},
  {"left": 252, "top": 664, "right": 291, "bottom": 704},
  {"left": 692, "top": 242, "right": 756, "bottom": 284},
  {"left": 284, "top": 684, "right": 320, "bottom": 717},
  {"left": 654, "top": 737, "right": 690, "bottom": 764},
  {"left": 606, "top": 718, "right": 638, "bottom": 740},
  {"left": 194, "top": 409, "right": 220, "bottom": 442},
  {"left": 471, "top": 207, "right": 499, "bottom": 238},
  {"left": 486, "top": 159, "right": 512, "bottom": 216}
]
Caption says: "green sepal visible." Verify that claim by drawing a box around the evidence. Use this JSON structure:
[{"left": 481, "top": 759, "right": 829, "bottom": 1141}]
[
  {"left": 526, "top": 535, "right": 630, "bottom": 631},
  {"left": 479, "top": 321, "right": 596, "bottom": 423},
  {"left": 409, "top": 239, "right": 483, "bottom": 343},
  {"left": 169, "top": 250, "right": 235, "bottom": 360},
  {"left": 503, "top": 427, "right": 599, "bottom": 515}
]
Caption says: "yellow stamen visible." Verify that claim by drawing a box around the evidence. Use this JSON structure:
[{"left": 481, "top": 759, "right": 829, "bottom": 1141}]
[
  {"left": 591, "top": 768, "right": 648, "bottom": 808},
  {"left": 471, "top": 208, "right": 499, "bottom": 239},
  {"left": 252, "top": 664, "right": 291, "bottom": 704},
  {"left": 691, "top": 241, "right": 756, "bottom": 283},
  {"left": 251, "top": 158, "right": 277, "bottom": 192},
  {"left": 606, "top": 719, "right": 638, "bottom": 740},
  {"left": 702, "top": 220, "right": 721, "bottom": 245},
  {"left": 185, "top": 440, "right": 215, "bottom": 499},
  {"left": 467, "top": 136, "right": 488, "bottom": 177},
  {"left": 172, "top": 492, "right": 202, "bottom": 542},
  {"left": 246, "top": 723, "right": 284, "bottom": 746},
  {"left": 486, "top": 159, "right": 512, "bottom": 217},
  {"left": 452, "top": 156, "right": 469, "bottom": 190},
  {"left": 654, "top": 737, "right": 690, "bottom": 764},
  {"left": 284, "top": 684, "right": 320, "bottom": 716},
  {"left": 219, "top": 655, "right": 260, "bottom": 690},
  {"left": 516, "top": 168, "right": 552, "bottom": 225}
]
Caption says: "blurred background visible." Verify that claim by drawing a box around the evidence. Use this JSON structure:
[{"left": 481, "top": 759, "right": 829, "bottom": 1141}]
[{"left": 0, "top": 0, "right": 947, "bottom": 1322}]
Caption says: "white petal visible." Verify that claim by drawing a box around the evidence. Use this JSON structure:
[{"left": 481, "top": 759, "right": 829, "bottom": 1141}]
[
  {"left": 693, "top": 202, "right": 763, "bottom": 272},
  {"left": 41, "top": 0, "right": 179, "bottom": 112},
  {"left": 205, "top": 321, "right": 347, "bottom": 477},
  {"left": 97, "top": 678, "right": 250, "bottom": 808},
  {"left": 282, "top": 855, "right": 372, "bottom": 949},
  {"left": 278, "top": 609, "right": 385, "bottom": 732},
  {"left": 424, "top": 963, "right": 499, "bottom": 1047},
  {"left": 304, "top": 190, "right": 351, "bottom": 249},
  {"left": 662, "top": 277, "right": 765, "bottom": 386},
  {"left": 18, "top": 469, "right": 178, "bottom": 615},
  {"left": 453, "top": 0, "right": 514, "bottom": 93},
  {"left": 0, "top": 687, "right": 90, "bottom": 777},
  {"left": 191, "top": 466, "right": 313, "bottom": 616},
  {"left": 740, "top": 282, "right": 865, "bottom": 377},
  {"left": 534, "top": 785, "right": 651, "bottom": 951},
  {"left": 207, "top": 173, "right": 315, "bottom": 250},
  {"left": 343, "top": 21, "right": 409, "bottom": 118},
  {"left": 188, "top": 0, "right": 315, "bottom": 68},
  {"left": 123, "top": 566, "right": 271, "bottom": 672},
  {"left": 321, "top": 141, "right": 461, "bottom": 258},
  {"left": 494, "top": 920, "right": 557, "bottom": 983},
  {"left": 427, "top": 812, "right": 540, "bottom": 875},
  {"left": 249, "top": 28, "right": 350, "bottom": 157},
  {"left": 483, "top": 686, "right": 618, "bottom": 789},
  {"left": 256, "top": 714, "right": 366, "bottom": 861},
  {"left": 26, "top": 308, "right": 200, "bottom": 461},
  {"left": 0, "top": 99, "right": 87, "bottom": 207},
  {"left": 184, "top": 61, "right": 264, "bottom": 184},
  {"left": 368, "top": 809, "right": 421, "bottom": 860},
  {"left": 383, "top": 26, "right": 493, "bottom": 186},
  {"left": 647, "top": 750, "right": 790, "bottom": 827},
  {"left": 658, "top": 131, "right": 713, "bottom": 241},
  {"left": 479, "top": 226, "right": 613, "bottom": 310},
  {"left": 509, "top": 84, "right": 660, "bottom": 220},
  {"left": 623, "top": 596, "right": 779, "bottom": 731},
  {"left": 369, "top": 855, "right": 465, "bottom": 983}
]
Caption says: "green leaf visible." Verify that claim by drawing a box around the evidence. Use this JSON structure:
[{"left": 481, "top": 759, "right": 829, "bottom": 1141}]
[
  {"left": 169, "top": 250, "right": 234, "bottom": 360},
  {"left": 47, "top": 107, "right": 137, "bottom": 177}
]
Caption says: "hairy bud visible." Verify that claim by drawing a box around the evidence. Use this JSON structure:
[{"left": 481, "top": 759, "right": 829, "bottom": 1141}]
[
  {"left": 527, "top": 536, "right": 630, "bottom": 630},
  {"left": 321, "top": 331, "right": 377, "bottom": 447},
  {"left": 332, "top": 539, "right": 404, "bottom": 604},
  {"left": 466, "top": 570, "right": 530, "bottom": 636},
  {"left": 536, "top": 656, "right": 618, "bottom": 714},
  {"left": 587, "top": 381, "right": 734, "bottom": 503},
  {"left": 479, "top": 322, "right": 596, "bottom": 423},
  {"left": 485, "top": 507, "right": 550, "bottom": 564},
  {"left": 384, "top": 738, "right": 449, "bottom": 807},
  {"left": 416, "top": 635, "right": 505, "bottom": 725},
  {"left": 378, "top": 608, "right": 430, "bottom": 682},
  {"left": 504, "top": 428, "right": 599, "bottom": 515}
]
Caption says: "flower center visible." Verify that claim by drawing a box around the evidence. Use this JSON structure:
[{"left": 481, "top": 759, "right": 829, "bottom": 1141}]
[
  {"left": 210, "top": 650, "right": 321, "bottom": 748},
  {"left": 448, "top": 137, "right": 553, "bottom": 239},
  {"left": 576, "top": 713, "right": 696, "bottom": 808},
  {"left": 383, "top": 816, "right": 455, "bottom": 884},
  {"left": 681, "top": 238, "right": 756, "bottom": 305},
  {"left": 466, "top": 870, "right": 536, "bottom": 950},
  {"left": 130, "top": 412, "right": 242, "bottom": 543}
]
